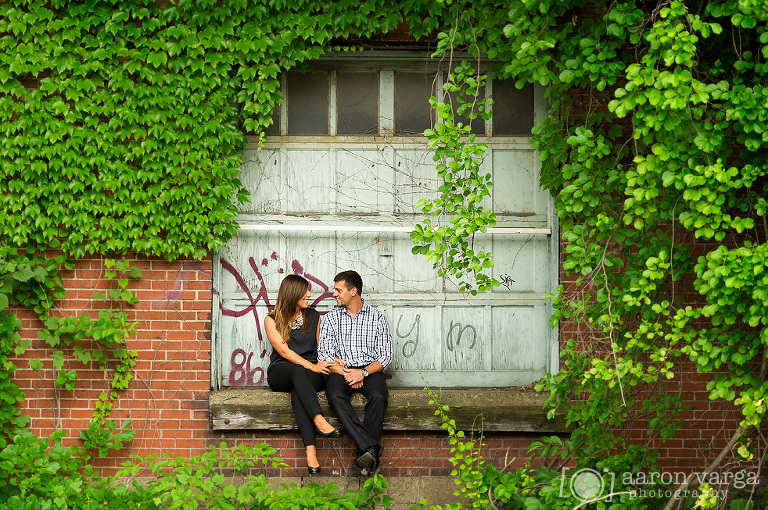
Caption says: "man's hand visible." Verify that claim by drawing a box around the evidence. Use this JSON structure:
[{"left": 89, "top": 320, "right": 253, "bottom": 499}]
[{"left": 343, "top": 367, "right": 366, "bottom": 387}]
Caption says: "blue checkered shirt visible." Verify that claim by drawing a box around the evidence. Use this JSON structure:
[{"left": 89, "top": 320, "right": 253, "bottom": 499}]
[{"left": 317, "top": 301, "right": 392, "bottom": 369}]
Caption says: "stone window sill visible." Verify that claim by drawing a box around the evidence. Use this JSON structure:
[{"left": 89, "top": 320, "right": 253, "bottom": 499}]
[{"left": 209, "top": 388, "right": 569, "bottom": 433}]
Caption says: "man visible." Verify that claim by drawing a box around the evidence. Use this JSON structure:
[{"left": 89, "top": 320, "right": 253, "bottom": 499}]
[{"left": 318, "top": 270, "right": 392, "bottom": 476}]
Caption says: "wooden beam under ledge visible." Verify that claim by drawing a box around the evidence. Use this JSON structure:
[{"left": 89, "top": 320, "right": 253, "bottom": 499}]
[{"left": 209, "top": 388, "right": 569, "bottom": 434}]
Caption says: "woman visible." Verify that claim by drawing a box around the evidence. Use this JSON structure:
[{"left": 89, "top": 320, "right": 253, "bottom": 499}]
[{"left": 266, "top": 274, "right": 340, "bottom": 475}]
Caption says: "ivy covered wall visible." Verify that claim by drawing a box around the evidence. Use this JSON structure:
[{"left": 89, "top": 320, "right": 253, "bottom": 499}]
[{"left": 0, "top": 0, "right": 507, "bottom": 259}]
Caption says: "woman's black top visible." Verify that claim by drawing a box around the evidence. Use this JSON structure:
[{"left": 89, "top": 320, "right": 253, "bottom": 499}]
[{"left": 267, "top": 308, "right": 320, "bottom": 371}]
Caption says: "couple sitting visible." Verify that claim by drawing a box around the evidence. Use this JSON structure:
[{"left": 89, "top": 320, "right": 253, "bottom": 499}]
[{"left": 265, "top": 270, "right": 391, "bottom": 476}]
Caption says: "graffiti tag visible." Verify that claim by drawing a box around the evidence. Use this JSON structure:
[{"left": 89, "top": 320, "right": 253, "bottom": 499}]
[
  {"left": 396, "top": 314, "right": 420, "bottom": 358},
  {"left": 445, "top": 321, "right": 477, "bottom": 351},
  {"left": 500, "top": 273, "right": 515, "bottom": 290},
  {"left": 217, "top": 253, "right": 335, "bottom": 387}
]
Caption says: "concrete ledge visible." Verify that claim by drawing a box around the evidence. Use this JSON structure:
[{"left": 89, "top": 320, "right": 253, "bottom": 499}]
[{"left": 209, "top": 388, "right": 569, "bottom": 433}]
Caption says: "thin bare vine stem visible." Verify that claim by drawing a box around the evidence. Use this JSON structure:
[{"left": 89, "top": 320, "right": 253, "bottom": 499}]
[
  {"left": 572, "top": 491, "right": 635, "bottom": 510},
  {"left": 661, "top": 426, "right": 745, "bottom": 510},
  {"left": 598, "top": 231, "right": 627, "bottom": 406}
]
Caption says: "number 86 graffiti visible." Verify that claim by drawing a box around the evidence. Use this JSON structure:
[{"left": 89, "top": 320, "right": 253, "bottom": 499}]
[{"left": 229, "top": 348, "right": 265, "bottom": 386}]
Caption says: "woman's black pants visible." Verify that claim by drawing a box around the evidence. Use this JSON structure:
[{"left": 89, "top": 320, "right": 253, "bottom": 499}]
[{"left": 267, "top": 363, "right": 325, "bottom": 447}]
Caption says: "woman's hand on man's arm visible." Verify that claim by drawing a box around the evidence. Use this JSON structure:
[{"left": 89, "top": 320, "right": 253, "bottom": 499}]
[
  {"left": 318, "top": 357, "right": 348, "bottom": 375},
  {"left": 311, "top": 359, "right": 334, "bottom": 374}
]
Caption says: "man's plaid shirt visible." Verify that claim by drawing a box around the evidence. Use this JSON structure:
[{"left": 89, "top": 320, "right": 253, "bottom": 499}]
[{"left": 317, "top": 301, "right": 392, "bottom": 369}]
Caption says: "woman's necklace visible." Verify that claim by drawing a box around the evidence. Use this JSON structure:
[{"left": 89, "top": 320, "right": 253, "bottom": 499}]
[{"left": 289, "top": 312, "right": 303, "bottom": 330}]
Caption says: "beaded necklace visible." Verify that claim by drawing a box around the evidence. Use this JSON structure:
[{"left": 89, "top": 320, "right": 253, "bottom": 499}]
[{"left": 289, "top": 311, "right": 304, "bottom": 330}]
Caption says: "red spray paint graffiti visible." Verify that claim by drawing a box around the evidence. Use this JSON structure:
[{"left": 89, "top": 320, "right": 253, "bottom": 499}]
[
  {"left": 215, "top": 254, "right": 334, "bottom": 387},
  {"left": 151, "top": 261, "right": 212, "bottom": 309}
]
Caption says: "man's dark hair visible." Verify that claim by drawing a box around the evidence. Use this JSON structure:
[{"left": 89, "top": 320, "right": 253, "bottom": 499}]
[{"left": 334, "top": 270, "right": 363, "bottom": 296}]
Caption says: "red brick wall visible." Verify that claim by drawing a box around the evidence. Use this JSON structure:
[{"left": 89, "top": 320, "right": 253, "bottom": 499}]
[
  {"left": 13, "top": 256, "right": 216, "bottom": 470},
  {"left": 10, "top": 254, "right": 540, "bottom": 477}
]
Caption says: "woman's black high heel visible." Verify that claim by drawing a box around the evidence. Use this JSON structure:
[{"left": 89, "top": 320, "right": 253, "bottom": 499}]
[
  {"left": 308, "top": 465, "right": 321, "bottom": 475},
  {"left": 315, "top": 426, "right": 340, "bottom": 438}
]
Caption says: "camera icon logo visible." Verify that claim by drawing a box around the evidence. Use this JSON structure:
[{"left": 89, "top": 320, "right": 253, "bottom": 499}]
[{"left": 560, "top": 468, "right": 616, "bottom": 502}]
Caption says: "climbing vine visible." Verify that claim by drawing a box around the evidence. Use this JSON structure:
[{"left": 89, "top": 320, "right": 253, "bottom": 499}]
[
  {"left": 495, "top": 0, "right": 768, "bottom": 507},
  {"left": 0, "top": 248, "right": 141, "bottom": 449},
  {"left": 412, "top": 60, "right": 498, "bottom": 294},
  {"left": 409, "top": 0, "right": 522, "bottom": 294},
  {"left": 0, "top": 0, "right": 446, "bottom": 260}
]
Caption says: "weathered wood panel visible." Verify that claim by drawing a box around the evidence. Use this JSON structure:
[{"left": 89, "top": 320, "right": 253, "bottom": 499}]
[
  {"left": 491, "top": 148, "right": 546, "bottom": 218},
  {"left": 216, "top": 138, "right": 555, "bottom": 389},
  {"left": 441, "top": 307, "right": 484, "bottom": 371},
  {"left": 391, "top": 307, "right": 437, "bottom": 372}
]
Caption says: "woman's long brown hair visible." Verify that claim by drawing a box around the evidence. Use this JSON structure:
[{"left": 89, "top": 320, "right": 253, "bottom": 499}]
[{"left": 271, "top": 274, "right": 310, "bottom": 342}]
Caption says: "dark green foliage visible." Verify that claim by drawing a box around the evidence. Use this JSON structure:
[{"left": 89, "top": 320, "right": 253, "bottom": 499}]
[
  {"left": 414, "top": 0, "right": 768, "bottom": 507},
  {"left": 497, "top": 0, "right": 768, "bottom": 507}
]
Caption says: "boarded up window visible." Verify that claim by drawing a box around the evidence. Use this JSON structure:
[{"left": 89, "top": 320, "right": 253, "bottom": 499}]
[
  {"left": 217, "top": 58, "right": 555, "bottom": 390},
  {"left": 394, "top": 72, "right": 435, "bottom": 135},
  {"left": 492, "top": 80, "right": 534, "bottom": 136},
  {"left": 216, "top": 141, "right": 555, "bottom": 389},
  {"left": 337, "top": 72, "right": 379, "bottom": 135},
  {"left": 287, "top": 71, "right": 329, "bottom": 135}
]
